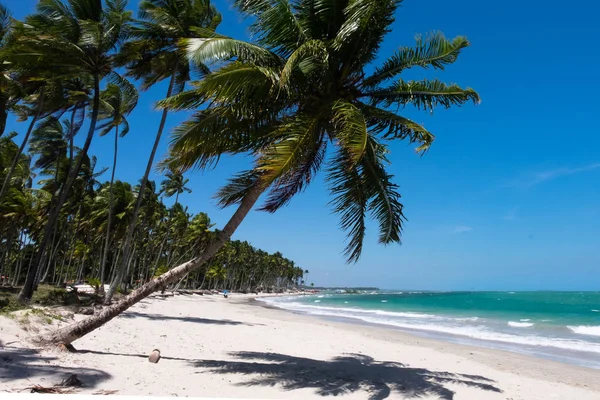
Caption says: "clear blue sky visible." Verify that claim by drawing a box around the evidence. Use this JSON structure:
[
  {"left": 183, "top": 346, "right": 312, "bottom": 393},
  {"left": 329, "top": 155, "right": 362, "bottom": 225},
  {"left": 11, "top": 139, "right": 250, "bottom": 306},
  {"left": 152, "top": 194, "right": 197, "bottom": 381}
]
[{"left": 5, "top": 0, "right": 600, "bottom": 290}]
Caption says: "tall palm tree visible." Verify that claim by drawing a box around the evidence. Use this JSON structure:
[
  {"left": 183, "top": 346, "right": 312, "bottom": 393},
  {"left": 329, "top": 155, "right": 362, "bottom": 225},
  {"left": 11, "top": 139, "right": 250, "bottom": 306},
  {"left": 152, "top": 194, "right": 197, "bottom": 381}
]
[
  {"left": 160, "top": 170, "right": 191, "bottom": 206},
  {"left": 6, "top": 0, "right": 132, "bottom": 301},
  {"left": 158, "top": 170, "right": 192, "bottom": 265},
  {"left": 0, "top": 2, "right": 19, "bottom": 138},
  {"left": 97, "top": 81, "right": 138, "bottom": 286},
  {"left": 38, "top": 0, "right": 478, "bottom": 346},
  {"left": 104, "top": 0, "right": 222, "bottom": 303},
  {"left": 0, "top": 80, "right": 66, "bottom": 200}
]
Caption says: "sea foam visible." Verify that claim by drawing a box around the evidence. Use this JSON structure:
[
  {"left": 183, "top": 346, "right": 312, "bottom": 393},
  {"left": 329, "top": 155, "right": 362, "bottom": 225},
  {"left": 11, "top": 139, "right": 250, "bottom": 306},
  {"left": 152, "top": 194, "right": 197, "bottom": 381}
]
[
  {"left": 508, "top": 321, "right": 534, "bottom": 328},
  {"left": 567, "top": 326, "right": 600, "bottom": 337}
]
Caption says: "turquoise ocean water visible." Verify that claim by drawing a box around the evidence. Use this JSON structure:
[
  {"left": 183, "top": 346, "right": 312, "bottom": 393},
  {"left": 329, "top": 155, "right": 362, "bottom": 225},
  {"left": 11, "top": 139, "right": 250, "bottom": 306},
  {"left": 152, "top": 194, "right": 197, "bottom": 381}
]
[{"left": 260, "top": 291, "right": 600, "bottom": 368}]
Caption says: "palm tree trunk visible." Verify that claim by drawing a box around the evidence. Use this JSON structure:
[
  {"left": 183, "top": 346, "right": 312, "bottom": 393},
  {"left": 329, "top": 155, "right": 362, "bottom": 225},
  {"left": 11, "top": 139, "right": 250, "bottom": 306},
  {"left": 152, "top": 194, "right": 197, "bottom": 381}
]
[
  {"left": 37, "top": 184, "right": 264, "bottom": 346},
  {"left": 165, "top": 192, "right": 180, "bottom": 265},
  {"left": 0, "top": 102, "right": 7, "bottom": 138},
  {"left": 0, "top": 92, "right": 44, "bottom": 199},
  {"left": 0, "top": 227, "right": 15, "bottom": 282},
  {"left": 105, "top": 67, "right": 178, "bottom": 304},
  {"left": 100, "top": 125, "right": 119, "bottom": 286},
  {"left": 19, "top": 74, "right": 101, "bottom": 302}
]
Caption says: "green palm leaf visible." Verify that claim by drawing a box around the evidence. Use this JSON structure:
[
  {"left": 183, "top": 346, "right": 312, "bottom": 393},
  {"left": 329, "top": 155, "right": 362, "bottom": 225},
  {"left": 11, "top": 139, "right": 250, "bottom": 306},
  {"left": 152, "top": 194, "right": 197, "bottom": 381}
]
[
  {"left": 358, "top": 103, "right": 434, "bottom": 153},
  {"left": 233, "top": 0, "right": 308, "bottom": 57},
  {"left": 328, "top": 135, "right": 405, "bottom": 262},
  {"left": 327, "top": 148, "right": 367, "bottom": 263},
  {"left": 216, "top": 169, "right": 264, "bottom": 208},
  {"left": 280, "top": 39, "right": 328, "bottom": 88},
  {"left": 257, "top": 114, "right": 321, "bottom": 183},
  {"left": 363, "top": 32, "right": 470, "bottom": 87},
  {"left": 160, "top": 62, "right": 281, "bottom": 110},
  {"left": 182, "top": 36, "right": 279, "bottom": 65},
  {"left": 164, "top": 105, "right": 274, "bottom": 172},
  {"left": 368, "top": 79, "right": 480, "bottom": 110},
  {"left": 360, "top": 136, "right": 405, "bottom": 245},
  {"left": 260, "top": 133, "right": 326, "bottom": 213},
  {"left": 332, "top": 100, "right": 368, "bottom": 164}
]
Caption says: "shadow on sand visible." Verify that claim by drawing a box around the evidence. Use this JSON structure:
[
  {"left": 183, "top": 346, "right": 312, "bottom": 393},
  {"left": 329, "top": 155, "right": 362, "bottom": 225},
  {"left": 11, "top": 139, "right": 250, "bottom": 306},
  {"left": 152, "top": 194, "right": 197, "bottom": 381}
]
[
  {"left": 120, "top": 311, "right": 254, "bottom": 325},
  {"left": 74, "top": 348, "right": 192, "bottom": 362},
  {"left": 192, "top": 352, "right": 502, "bottom": 400},
  {"left": 0, "top": 346, "right": 111, "bottom": 388}
]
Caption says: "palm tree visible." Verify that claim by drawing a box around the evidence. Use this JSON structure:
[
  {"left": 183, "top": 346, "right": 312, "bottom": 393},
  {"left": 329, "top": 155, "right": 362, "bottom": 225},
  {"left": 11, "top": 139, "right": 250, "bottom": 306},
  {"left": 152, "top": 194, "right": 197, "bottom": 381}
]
[
  {"left": 160, "top": 170, "right": 191, "bottom": 206},
  {"left": 0, "top": 82, "right": 60, "bottom": 200},
  {"left": 38, "top": 0, "right": 478, "bottom": 346},
  {"left": 161, "top": 1, "right": 478, "bottom": 262},
  {"left": 158, "top": 170, "right": 191, "bottom": 265},
  {"left": 104, "top": 0, "right": 222, "bottom": 303},
  {"left": 97, "top": 81, "right": 138, "bottom": 286},
  {"left": 6, "top": 0, "right": 132, "bottom": 301},
  {"left": 89, "top": 179, "right": 135, "bottom": 282},
  {"left": 0, "top": 2, "right": 20, "bottom": 138}
]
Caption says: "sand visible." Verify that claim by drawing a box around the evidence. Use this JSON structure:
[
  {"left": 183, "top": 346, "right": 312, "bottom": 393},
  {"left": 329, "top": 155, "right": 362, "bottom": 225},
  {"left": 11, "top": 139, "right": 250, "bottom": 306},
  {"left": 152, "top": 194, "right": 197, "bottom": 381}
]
[{"left": 1, "top": 293, "right": 599, "bottom": 399}]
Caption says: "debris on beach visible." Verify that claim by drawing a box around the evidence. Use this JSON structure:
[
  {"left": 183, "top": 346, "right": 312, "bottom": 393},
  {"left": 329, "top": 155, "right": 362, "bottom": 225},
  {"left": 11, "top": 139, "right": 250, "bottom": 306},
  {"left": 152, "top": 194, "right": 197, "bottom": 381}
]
[
  {"left": 13, "top": 374, "right": 82, "bottom": 394},
  {"left": 149, "top": 348, "right": 161, "bottom": 363},
  {"left": 93, "top": 389, "right": 120, "bottom": 395},
  {"left": 26, "top": 384, "right": 77, "bottom": 394},
  {"left": 57, "top": 373, "right": 83, "bottom": 388}
]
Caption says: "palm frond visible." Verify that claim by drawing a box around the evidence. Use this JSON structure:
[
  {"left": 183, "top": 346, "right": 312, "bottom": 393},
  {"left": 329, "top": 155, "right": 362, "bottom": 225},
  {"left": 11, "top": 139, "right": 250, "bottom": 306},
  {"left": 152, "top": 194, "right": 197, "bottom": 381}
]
[
  {"left": 69, "top": 0, "right": 103, "bottom": 22},
  {"left": 215, "top": 169, "right": 264, "bottom": 208},
  {"left": 233, "top": 0, "right": 308, "bottom": 57},
  {"left": 107, "top": 72, "right": 139, "bottom": 110},
  {"left": 280, "top": 39, "right": 328, "bottom": 88},
  {"left": 360, "top": 136, "right": 405, "bottom": 245},
  {"left": 363, "top": 32, "right": 470, "bottom": 87},
  {"left": 0, "top": 2, "right": 11, "bottom": 42},
  {"left": 358, "top": 103, "right": 434, "bottom": 153},
  {"left": 333, "top": 0, "right": 399, "bottom": 62},
  {"left": 159, "top": 62, "right": 281, "bottom": 110},
  {"left": 260, "top": 132, "right": 327, "bottom": 213},
  {"left": 257, "top": 114, "right": 322, "bottom": 183},
  {"left": 163, "top": 105, "right": 275, "bottom": 172},
  {"left": 331, "top": 100, "right": 368, "bottom": 164},
  {"left": 326, "top": 148, "right": 367, "bottom": 263},
  {"left": 328, "top": 134, "right": 405, "bottom": 262},
  {"left": 367, "top": 79, "right": 480, "bottom": 110},
  {"left": 182, "top": 37, "right": 280, "bottom": 66}
]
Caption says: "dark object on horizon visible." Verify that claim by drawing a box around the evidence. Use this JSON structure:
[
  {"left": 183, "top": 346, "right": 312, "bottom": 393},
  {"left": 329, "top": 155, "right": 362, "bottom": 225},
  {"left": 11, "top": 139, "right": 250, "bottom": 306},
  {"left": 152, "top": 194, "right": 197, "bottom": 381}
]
[{"left": 149, "top": 349, "right": 161, "bottom": 363}]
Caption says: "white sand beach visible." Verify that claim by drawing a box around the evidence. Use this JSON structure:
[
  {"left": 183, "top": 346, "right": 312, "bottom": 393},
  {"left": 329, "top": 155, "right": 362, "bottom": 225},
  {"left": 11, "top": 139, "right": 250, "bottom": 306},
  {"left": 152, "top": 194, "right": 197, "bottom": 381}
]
[{"left": 1, "top": 294, "right": 599, "bottom": 399}]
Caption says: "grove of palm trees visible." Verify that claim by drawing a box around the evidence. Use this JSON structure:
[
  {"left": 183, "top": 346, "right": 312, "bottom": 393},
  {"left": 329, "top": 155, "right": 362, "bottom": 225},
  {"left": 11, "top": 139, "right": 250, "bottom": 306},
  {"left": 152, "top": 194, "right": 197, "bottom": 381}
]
[{"left": 0, "top": 0, "right": 477, "bottom": 346}]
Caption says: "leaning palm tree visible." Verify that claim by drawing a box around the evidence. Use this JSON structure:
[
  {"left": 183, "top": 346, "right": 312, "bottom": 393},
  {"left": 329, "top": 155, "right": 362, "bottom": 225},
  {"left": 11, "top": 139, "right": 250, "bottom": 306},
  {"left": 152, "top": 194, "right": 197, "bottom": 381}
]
[
  {"left": 6, "top": 0, "right": 132, "bottom": 301},
  {"left": 96, "top": 81, "right": 138, "bottom": 287},
  {"left": 104, "top": 0, "right": 222, "bottom": 303},
  {"left": 38, "top": 0, "right": 478, "bottom": 346}
]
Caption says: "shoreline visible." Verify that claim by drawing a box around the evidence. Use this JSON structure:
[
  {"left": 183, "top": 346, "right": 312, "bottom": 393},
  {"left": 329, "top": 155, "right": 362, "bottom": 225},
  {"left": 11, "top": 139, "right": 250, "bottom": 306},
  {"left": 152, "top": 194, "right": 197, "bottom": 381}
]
[
  {"left": 243, "top": 296, "right": 600, "bottom": 390},
  {"left": 1, "top": 293, "right": 599, "bottom": 398},
  {"left": 251, "top": 296, "right": 600, "bottom": 370}
]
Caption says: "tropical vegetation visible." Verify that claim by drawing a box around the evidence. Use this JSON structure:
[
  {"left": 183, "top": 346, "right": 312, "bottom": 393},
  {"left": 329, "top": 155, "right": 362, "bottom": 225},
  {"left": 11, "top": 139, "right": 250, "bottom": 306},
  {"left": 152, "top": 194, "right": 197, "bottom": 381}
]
[{"left": 0, "top": 0, "right": 478, "bottom": 346}]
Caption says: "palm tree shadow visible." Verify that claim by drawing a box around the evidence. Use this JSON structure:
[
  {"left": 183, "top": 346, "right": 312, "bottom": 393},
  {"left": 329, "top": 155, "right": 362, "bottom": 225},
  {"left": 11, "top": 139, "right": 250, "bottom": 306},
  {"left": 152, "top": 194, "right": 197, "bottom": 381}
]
[
  {"left": 0, "top": 346, "right": 111, "bottom": 388},
  {"left": 120, "top": 311, "right": 257, "bottom": 325},
  {"left": 193, "top": 352, "right": 501, "bottom": 400}
]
